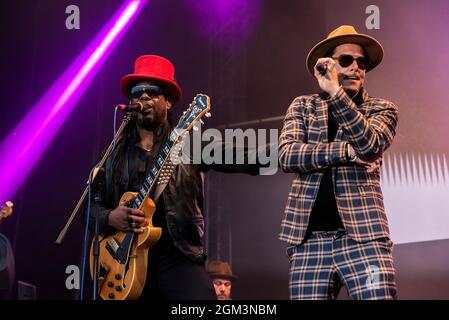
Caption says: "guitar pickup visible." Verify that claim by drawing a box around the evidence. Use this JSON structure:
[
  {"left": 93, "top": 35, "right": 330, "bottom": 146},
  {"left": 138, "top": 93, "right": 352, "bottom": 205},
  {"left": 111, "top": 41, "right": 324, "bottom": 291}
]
[
  {"left": 106, "top": 237, "right": 129, "bottom": 264},
  {"left": 106, "top": 238, "right": 120, "bottom": 259}
]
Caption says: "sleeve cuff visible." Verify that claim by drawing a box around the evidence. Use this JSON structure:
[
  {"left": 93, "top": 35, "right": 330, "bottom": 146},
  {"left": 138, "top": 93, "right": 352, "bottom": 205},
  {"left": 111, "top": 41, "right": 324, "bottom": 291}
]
[{"left": 325, "top": 141, "right": 350, "bottom": 166}]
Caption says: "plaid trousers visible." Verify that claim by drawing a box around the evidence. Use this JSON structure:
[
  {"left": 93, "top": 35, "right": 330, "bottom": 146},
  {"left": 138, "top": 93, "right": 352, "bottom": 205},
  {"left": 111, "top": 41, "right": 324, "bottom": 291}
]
[{"left": 287, "top": 230, "right": 397, "bottom": 300}]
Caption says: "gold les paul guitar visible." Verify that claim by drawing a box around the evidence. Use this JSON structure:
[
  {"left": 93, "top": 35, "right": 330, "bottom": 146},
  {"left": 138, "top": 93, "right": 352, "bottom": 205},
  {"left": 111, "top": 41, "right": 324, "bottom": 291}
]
[{"left": 90, "top": 94, "right": 211, "bottom": 300}]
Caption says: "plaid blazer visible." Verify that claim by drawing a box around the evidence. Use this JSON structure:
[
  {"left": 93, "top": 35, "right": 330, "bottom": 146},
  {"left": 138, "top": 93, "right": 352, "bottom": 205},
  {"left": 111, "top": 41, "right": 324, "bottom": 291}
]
[{"left": 279, "top": 87, "right": 399, "bottom": 244}]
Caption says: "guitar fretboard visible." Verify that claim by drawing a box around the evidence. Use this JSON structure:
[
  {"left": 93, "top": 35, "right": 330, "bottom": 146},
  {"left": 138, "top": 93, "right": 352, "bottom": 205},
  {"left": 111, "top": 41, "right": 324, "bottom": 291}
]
[{"left": 131, "top": 129, "right": 182, "bottom": 208}]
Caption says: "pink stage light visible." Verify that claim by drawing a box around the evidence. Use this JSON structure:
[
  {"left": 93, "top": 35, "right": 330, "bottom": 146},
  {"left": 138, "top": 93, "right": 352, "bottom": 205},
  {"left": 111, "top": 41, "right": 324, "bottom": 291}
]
[{"left": 0, "top": 0, "right": 147, "bottom": 204}]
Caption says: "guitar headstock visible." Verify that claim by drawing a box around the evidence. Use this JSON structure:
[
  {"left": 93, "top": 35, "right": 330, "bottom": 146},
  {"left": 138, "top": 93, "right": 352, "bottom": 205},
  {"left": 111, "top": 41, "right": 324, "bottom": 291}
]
[
  {"left": 177, "top": 93, "right": 211, "bottom": 132},
  {"left": 0, "top": 201, "right": 13, "bottom": 222}
]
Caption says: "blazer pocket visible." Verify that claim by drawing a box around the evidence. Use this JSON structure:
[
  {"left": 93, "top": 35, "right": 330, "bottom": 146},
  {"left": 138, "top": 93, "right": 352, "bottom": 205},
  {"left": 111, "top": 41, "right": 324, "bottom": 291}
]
[{"left": 358, "top": 184, "right": 384, "bottom": 200}]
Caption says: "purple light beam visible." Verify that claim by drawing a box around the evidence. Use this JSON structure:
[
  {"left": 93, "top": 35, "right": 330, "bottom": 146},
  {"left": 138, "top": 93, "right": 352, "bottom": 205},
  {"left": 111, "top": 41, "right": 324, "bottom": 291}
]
[{"left": 0, "top": 0, "right": 148, "bottom": 204}]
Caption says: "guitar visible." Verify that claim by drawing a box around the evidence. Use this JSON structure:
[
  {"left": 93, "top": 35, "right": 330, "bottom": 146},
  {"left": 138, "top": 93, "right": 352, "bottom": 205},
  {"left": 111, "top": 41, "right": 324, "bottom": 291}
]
[
  {"left": 90, "top": 94, "right": 211, "bottom": 300},
  {"left": 0, "top": 201, "right": 13, "bottom": 223}
]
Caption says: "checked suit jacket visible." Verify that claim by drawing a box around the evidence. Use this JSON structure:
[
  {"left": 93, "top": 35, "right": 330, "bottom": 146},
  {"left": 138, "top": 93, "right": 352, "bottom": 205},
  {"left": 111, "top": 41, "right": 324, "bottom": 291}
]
[{"left": 279, "top": 87, "right": 399, "bottom": 245}]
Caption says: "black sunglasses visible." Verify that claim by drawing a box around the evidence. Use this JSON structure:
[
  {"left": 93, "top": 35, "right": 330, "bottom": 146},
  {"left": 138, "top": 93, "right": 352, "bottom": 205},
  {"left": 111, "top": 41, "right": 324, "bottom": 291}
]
[
  {"left": 332, "top": 55, "right": 369, "bottom": 70},
  {"left": 130, "top": 85, "right": 165, "bottom": 99}
]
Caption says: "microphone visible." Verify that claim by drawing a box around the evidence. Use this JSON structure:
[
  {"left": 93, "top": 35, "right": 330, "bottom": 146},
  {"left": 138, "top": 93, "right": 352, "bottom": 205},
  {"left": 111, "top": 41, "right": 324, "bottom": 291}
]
[
  {"left": 316, "top": 63, "right": 327, "bottom": 76},
  {"left": 116, "top": 101, "right": 143, "bottom": 112}
]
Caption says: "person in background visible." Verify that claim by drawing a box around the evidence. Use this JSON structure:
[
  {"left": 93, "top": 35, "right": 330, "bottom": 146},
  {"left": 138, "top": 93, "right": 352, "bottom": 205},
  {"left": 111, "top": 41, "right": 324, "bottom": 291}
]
[{"left": 207, "top": 260, "right": 237, "bottom": 300}]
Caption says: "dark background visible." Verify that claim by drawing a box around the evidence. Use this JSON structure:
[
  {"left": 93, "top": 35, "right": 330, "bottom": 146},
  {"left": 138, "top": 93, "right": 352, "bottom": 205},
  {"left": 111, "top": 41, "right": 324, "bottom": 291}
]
[{"left": 0, "top": 0, "right": 448, "bottom": 299}]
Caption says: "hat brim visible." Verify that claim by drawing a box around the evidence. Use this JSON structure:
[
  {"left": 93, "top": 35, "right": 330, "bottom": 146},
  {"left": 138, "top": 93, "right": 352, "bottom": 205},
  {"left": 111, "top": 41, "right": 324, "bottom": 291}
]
[
  {"left": 306, "top": 34, "right": 384, "bottom": 76},
  {"left": 209, "top": 273, "right": 238, "bottom": 281},
  {"left": 120, "top": 74, "right": 182, "bottom": 104}
]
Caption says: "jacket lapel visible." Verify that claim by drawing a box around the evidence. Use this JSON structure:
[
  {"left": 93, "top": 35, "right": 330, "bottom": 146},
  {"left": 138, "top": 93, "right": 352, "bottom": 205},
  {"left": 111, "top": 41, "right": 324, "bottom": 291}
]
[{"left": 317, "top": 92, "right": 329, "bottom": 143}]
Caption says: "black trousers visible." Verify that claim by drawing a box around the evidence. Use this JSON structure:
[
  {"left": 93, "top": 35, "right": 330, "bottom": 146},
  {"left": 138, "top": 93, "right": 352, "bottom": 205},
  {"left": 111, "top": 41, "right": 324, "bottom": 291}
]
[{"left": 139, "top": 243, "right": 216, "bottom": 300}]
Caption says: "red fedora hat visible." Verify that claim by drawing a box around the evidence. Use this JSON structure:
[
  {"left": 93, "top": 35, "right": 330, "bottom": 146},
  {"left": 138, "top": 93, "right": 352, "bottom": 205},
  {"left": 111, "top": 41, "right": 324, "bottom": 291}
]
[{"left": 120, "top": 55, "right": 182, "bottom": 104}]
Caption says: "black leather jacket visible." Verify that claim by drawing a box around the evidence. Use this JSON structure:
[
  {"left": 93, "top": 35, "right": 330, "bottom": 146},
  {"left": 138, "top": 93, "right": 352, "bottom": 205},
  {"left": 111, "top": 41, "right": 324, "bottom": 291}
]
[{"left": 87, "top": 125, "right": 263, "bottom": 262}]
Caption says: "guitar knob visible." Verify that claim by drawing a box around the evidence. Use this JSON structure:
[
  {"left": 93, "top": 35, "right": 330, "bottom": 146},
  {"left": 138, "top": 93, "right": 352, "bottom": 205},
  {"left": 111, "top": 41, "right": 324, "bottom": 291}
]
[
  {"left": 115, "top": 274, "right": 122, "bottom": 280},
  {"left": 108, "top": 281, "right": 114, "bottom": 288},
  {"left": 116, "top": 286, "right": 123, "bottom": 292},
  {"left": 109, "top": 293, "right": 115, "bottom": 299}
]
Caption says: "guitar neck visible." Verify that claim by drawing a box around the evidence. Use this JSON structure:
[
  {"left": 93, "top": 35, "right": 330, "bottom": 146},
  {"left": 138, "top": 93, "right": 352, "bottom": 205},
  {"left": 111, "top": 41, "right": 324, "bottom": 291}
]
[
  {"left": 131, "top": 130, "right": 182, "bottom": 208},
  {"left": 129, "top": 93, "right": 211, "bottom": 210}
]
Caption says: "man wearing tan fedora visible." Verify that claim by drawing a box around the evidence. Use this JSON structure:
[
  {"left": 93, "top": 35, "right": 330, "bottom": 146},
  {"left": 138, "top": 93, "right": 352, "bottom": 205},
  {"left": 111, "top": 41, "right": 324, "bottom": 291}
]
[
  {"left": 279, "top": 25, "right": 399, "bottom": 299},
  {"left": 87, "top": 55, "right": 262, "bottom": 300},
  {"left": 207, "top": 260, "right": 237, "bottom": 300}
]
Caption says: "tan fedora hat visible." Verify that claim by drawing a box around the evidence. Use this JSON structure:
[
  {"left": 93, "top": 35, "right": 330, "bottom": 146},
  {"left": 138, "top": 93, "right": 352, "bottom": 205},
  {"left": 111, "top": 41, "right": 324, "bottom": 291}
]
[
  {"left": 306, "top": 25, "right": 384, "bottom": 76},
  {"left": 207, "top": 260, "right": 238, "bottom": 281}
]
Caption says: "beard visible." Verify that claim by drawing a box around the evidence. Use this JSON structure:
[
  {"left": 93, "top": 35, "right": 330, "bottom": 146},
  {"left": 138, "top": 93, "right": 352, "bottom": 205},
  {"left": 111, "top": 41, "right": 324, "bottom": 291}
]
[{"left": 136, "top": 108, "right": 167, "bottom": 130}]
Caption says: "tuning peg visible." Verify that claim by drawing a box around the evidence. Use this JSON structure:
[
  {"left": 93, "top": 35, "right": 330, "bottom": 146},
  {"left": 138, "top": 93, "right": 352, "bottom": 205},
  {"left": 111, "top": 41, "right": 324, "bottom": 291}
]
[
  {"left": 205, "top": 112, "right": 211, "bottom": 118},
  {"left": 193, "top": 125, "right": 199, "bottom": 132},
  {"left": 199, "top": 119, "right": 204, "bottom": 125},
  {"left": 183, "top": 111, "right": 187, "bottom": 115}
]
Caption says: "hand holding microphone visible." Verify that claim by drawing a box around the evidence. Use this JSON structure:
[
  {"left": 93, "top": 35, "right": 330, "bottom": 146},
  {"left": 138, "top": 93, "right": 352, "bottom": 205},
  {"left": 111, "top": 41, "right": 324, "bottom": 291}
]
[
  {"left": 315, "top": 62, "right": 327, "bottom": 76},
  {"left": 314, "top": 58, "right": 340, "bottom": 95},
  {"left": 314, "top": 58, "right": 336, "bottom": 77}
]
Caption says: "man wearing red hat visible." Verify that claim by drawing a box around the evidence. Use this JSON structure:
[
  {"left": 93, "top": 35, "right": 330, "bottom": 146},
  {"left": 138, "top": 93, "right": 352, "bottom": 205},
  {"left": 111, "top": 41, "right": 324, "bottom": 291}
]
[
  {"left": 279, "top": 26, "right": 399, "bottom": 299},
  {"left": 88, "top": 55, "right": 261, "bottom": 300}
]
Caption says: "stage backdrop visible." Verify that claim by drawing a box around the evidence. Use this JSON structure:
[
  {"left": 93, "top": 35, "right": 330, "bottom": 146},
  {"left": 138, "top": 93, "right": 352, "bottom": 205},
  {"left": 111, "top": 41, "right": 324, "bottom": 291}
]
[{"left": 0, "top": 0, "right": 448, "bottom": 299}]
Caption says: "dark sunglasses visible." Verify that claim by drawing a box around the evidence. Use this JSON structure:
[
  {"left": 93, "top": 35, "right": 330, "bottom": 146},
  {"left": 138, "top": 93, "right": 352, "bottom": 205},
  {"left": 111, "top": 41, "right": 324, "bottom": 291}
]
[
  {"left": 130, "top": 85, "right": 165, "bottom": 99},
  {"left": 332, "top": 55, "right": 369, "bottom": 70}
]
